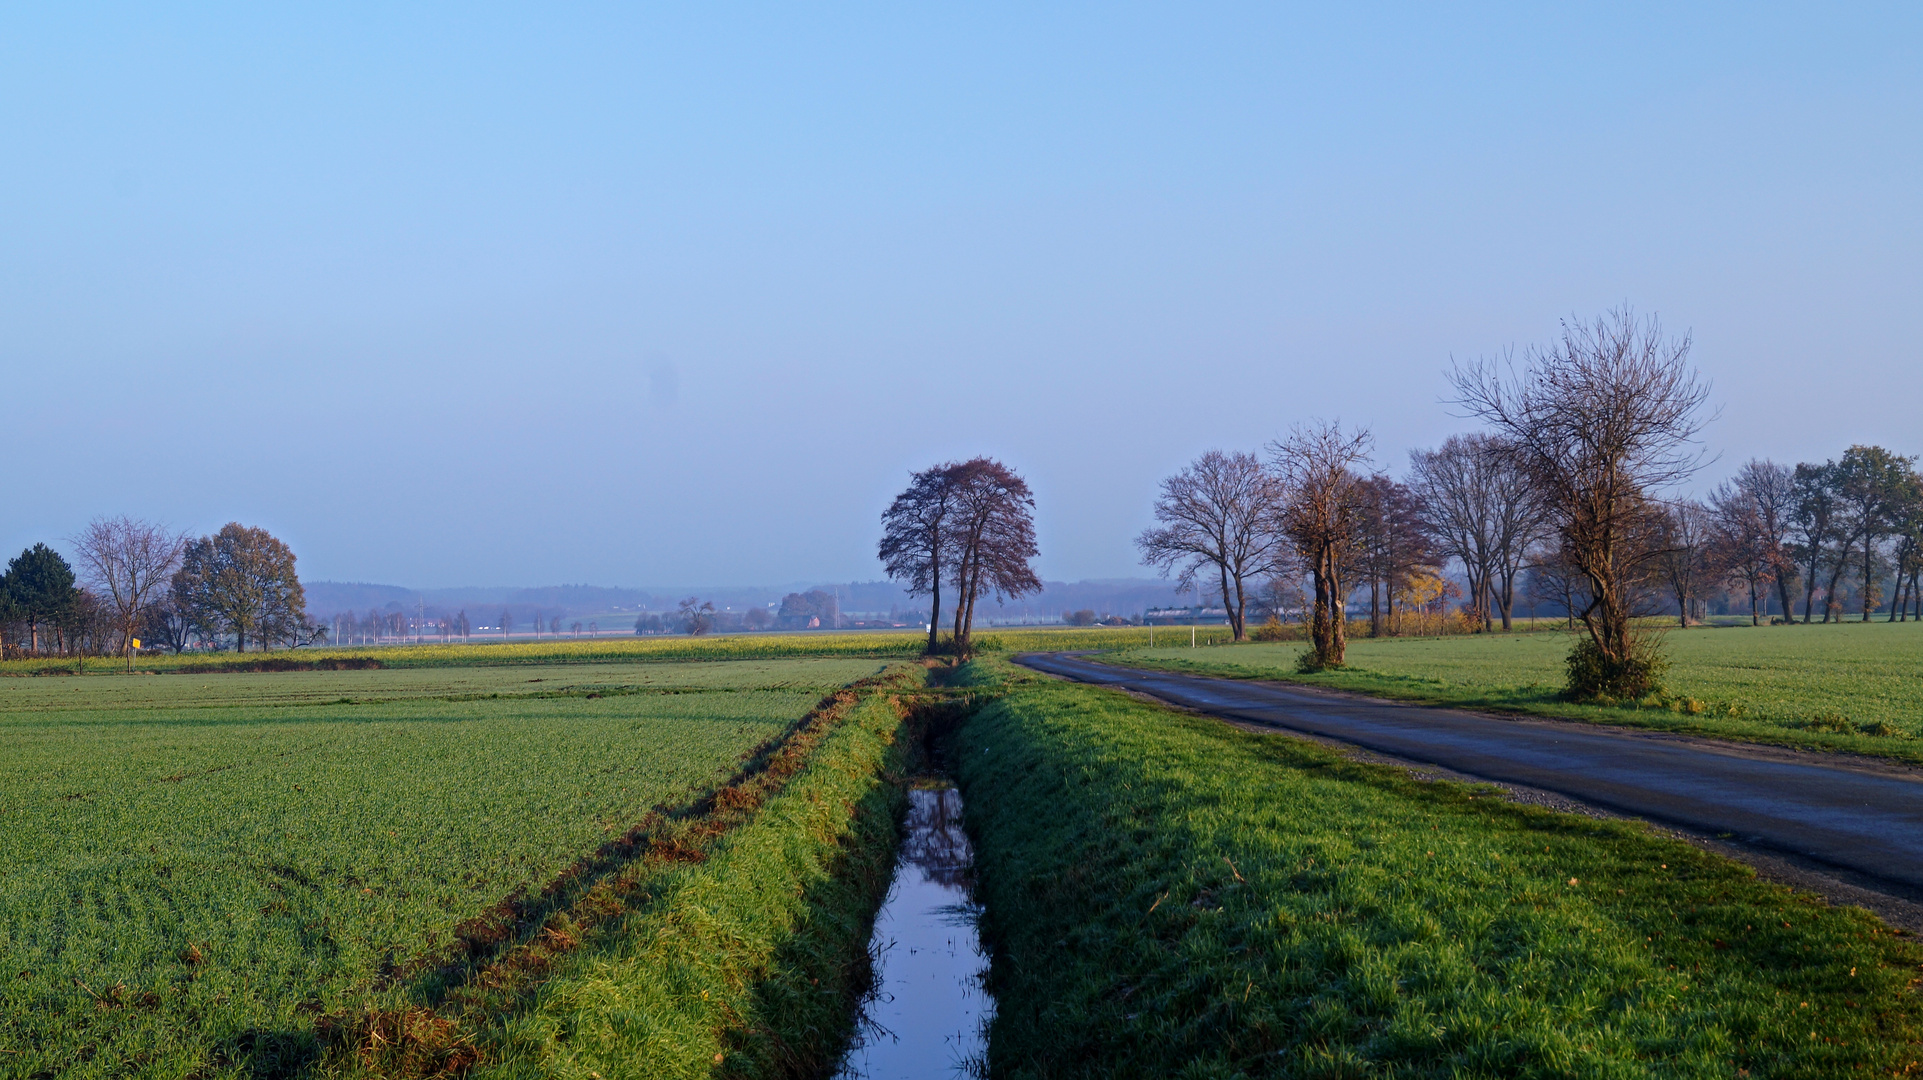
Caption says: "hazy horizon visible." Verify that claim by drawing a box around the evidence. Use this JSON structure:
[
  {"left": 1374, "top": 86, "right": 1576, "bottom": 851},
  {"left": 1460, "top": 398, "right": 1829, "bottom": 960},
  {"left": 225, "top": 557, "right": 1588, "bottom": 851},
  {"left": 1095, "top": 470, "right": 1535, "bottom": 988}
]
[{"left": 6, "top": 4, "right": 1919, "bottom": 588}]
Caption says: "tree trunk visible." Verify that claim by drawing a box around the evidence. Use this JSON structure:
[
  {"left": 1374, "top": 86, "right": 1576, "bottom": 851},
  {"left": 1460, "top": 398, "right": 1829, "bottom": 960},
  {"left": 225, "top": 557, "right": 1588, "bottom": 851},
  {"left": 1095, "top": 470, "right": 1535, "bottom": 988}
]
[
  {"left": 925, "top": 575, "right": 942, "bottom": 655},
  {"left": 1307, "top": 549, "right": 1348, "bottom": 667},
  {"left": 1821, "top": 544, "right": 1852, "bottom": 623},
  {"left": 1888, "top": 545, "right": 1908, "bottom": 623},
  {"left": 1774, "top": 572, "right": 1796, "bottom": 628},
  {"left": 1330, "top": 561, "right": 1347, "bottom": 663},
  {"left": 1803, "top": 547, "right": 1825, "bottom": 623},
  {"left": 1863, "top": 537, "right": 1880, "bottom": 622},
  {"left": 1220, "top": 566, "right": 1240, "bottom": 641}
]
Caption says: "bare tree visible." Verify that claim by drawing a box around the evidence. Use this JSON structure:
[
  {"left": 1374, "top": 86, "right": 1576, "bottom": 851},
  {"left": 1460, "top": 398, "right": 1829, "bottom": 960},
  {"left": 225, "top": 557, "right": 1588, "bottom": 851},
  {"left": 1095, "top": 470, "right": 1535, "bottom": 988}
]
[
  {"left": 1269, "top": 421, "right": 1373, "bottom": 670},
  {"left": 1408, "top": 436, "right": 1497, "bottom": 629},
  {"left": 878, "top": 462, "right": 962, "bottom": 655},
  {"left": 1730, "top": 459, "right": 1799, "bottom": 621},
  {"left": 139, "top": 592, "right": 195, "bottom": 653},
  {"left": 677, "top": 597, "right": 715, "bottom": 635},
  {"left": 943, "top": 458, "right": 1041, "bottom": 657},
  {"left": 1654, "top": 499, "right": 1713, "bottom": 626},
  {"left": 1409, "top": 435, "right": 1552, "bottom": 633},
  {"left": 1136, "top": 450, "right": 1289, "bottom": 642},
  {"left": 1452, "top": 308, "right": 1711, "bottom": 698},
  {"left": 1523, "top": 542, "right": 1590, "bottom": 630},
  {"left": 1709, "top": 479, "right": 1785, "bottom": 625},
  {"left": 69, "top": 516, "right": 186, "bottom": 657},
  {"left": 1352, "top": 475, "right": 1433, "bottom": 636}
]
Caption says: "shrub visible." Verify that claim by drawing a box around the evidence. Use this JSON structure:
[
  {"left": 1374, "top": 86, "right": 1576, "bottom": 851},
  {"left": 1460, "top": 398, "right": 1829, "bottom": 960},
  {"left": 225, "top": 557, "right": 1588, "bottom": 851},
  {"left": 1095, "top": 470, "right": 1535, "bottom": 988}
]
[
  {"left": 1564, "top": 636, "right": 1665, "bottom": 701},
  {"left": 1296, "top": 648, "right": 1339, "bottom": 674},
  {"left": 1250, "top": 616, "right": 1293, "bottom": 642}
]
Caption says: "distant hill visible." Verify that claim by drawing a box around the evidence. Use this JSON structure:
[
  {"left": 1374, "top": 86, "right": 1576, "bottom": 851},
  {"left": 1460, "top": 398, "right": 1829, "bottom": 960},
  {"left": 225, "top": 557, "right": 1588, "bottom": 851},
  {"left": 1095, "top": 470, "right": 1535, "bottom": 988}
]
[{"left": 303, "top": 578, "right": 1195, "bottom": 626}]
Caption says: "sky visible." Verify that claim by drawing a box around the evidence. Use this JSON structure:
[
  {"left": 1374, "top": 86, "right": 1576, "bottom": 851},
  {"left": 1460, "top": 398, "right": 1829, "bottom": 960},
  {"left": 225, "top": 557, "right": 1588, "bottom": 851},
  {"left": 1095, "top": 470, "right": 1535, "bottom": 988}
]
[{"left": 3, "top": 3, "right": 1919, "bottom": 588}]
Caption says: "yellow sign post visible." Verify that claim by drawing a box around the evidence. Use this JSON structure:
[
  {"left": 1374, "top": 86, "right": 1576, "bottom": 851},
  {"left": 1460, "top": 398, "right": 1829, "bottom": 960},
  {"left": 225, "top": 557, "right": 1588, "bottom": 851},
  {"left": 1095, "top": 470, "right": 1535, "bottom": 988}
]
[{"left": 129, "top": 638, "right": 140, "bottom": 673}]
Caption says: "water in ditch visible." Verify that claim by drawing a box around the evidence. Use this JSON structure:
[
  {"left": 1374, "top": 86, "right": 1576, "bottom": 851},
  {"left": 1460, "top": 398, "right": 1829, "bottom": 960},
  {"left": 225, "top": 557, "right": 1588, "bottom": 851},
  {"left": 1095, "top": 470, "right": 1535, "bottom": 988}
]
[{"left": 833, "top": 784, "right": 992, "bottom": 1079}]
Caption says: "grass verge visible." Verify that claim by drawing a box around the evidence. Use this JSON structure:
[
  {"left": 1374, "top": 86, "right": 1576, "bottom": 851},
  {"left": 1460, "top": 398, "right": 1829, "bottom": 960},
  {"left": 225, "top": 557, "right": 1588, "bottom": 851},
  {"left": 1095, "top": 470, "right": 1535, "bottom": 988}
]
[
  {"left": 314, "top": 664, "right": 932, "bottom": 1080},
  {"left": 1100, "top": 621, "right": 1923, "bottom": 763},
  {"left": 953, "top": 658, "right": 1923, "bottom": 1078}
]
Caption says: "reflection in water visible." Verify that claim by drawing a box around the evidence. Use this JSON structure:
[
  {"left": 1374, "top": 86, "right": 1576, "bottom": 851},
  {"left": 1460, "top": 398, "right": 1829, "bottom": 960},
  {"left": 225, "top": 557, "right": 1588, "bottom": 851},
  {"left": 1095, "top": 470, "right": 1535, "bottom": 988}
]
[{"left": 835, "top": 785, "right": 991, "bottom": 1079}]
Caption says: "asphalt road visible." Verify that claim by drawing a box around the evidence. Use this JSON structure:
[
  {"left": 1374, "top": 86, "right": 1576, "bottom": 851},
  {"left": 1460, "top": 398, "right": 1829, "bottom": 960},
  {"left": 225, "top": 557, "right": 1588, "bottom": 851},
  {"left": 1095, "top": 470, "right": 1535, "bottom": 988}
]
[{"left": 1018, "top": 652, "right": 1923, "bottom": 898}]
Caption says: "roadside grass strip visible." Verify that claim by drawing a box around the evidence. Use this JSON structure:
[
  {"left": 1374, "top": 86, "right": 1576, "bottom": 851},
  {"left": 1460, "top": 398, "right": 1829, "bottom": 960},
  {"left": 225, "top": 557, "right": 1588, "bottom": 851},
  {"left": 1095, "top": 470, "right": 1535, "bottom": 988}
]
[
  {"left": 954, "top": 660, "right": 1923, "bottom": 1079},
  {"left": 1109, "top": 620, "right": 1923, "bottom": 763},
  {"left": 322, "top": 665, "right": 930, "bottom": 1079}
]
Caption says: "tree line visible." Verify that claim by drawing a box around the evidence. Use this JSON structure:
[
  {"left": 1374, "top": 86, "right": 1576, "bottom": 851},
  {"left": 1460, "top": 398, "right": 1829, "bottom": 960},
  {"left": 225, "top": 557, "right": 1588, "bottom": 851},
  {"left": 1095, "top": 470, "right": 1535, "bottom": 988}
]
[
  {"left": 1131, "top": 307, "right": 1918, "bottom": 700},
  {"left": 0, "top": 519, "right": 318, "bottom": 658}
]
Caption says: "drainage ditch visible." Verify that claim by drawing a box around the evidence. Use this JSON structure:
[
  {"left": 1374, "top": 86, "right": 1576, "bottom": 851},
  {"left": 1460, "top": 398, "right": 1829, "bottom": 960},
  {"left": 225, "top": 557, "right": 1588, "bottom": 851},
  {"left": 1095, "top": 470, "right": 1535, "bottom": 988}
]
[{"left": 832, "top": 781, "right": 991, "bottom": 1080}]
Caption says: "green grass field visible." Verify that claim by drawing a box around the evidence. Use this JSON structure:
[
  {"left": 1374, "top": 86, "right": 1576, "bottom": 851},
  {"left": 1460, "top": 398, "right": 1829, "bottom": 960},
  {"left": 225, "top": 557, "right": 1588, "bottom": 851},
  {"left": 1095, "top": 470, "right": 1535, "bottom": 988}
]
[
  {"left": 1105, "top": 620, "right": 1923, "bottom": 760},
  {"left": 954, "top": 658, "right": 1923, "bottom": 1078},
  {"left": 0, "top": 657, "right": 897, "bottom": 1077}
]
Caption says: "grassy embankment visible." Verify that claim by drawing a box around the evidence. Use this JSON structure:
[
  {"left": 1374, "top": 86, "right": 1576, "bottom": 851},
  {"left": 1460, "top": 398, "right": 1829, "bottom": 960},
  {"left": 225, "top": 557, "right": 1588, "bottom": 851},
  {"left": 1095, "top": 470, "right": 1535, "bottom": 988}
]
[
  {"left": 0, "top": 625, "right": 1171, "bottom": 676},
  {"left": 953, "top": 658, "right": 1923, "bottom": 1078},
  {"left": 1102, "top": 619, "right": 1923, "bottom": 761},
  {"left": 0, "top": 656, "right": 934, "bottom": 1078}
]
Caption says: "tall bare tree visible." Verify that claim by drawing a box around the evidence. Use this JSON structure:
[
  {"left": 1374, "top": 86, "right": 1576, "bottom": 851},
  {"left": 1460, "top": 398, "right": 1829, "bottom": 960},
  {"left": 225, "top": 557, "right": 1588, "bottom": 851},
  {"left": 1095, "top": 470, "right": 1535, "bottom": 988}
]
[
  {"left": 1707, "top": 483, "right": 1777, "bottom": 624},
  {"left": 878, "top": 462, "right": 963, "bottom": 655},
  {"left": 1408, "top": 436, "right": 1498, "bottom": 629},
  {"left": 1136, "top": 450, "right": 1290, "bottom": 642},
  {"left": 1654, "top": 499, "right": 1713, "bottom": 626},
  {"left": 1729, "top": 459, "right": 1799, "bottom": 622},
  {"left": 943, "top": 458, "right": 1041, "bottom": 657},
  {"left": 1408, "top": 434, "right": 1547, "bottom": 631},
  {"left": 1269, "top": 421, "right": 1373, "bottom": 670},
  {"left": 1352, "top": 474, "right": 1433, "bottom": 636},
  {"left": 1452, "top": 308, "right": 1710, "bottom": 698},
  {"left": 70, "top": 516, "right": 185, "bottom": 657}
]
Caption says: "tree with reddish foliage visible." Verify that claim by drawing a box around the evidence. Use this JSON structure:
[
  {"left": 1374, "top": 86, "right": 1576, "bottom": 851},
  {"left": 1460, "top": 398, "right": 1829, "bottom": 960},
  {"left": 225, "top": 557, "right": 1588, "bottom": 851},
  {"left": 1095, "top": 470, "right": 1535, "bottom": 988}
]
[
  {"left": 944, "top": 458, "right": 1041, "bottom": 657},
  {"left": 880, "top": 457, "right": 1041, "bottom": 657},
  {"left": 879, "top": 461, "right": 964, "bottom": 655}
]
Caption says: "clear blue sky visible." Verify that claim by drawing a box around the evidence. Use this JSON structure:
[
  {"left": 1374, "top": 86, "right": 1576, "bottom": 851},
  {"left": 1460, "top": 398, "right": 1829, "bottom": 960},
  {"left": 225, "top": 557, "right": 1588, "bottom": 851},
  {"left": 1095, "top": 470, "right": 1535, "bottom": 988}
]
[{"left": 4, "top": 4, "right": 1918, "bottom": 587}]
